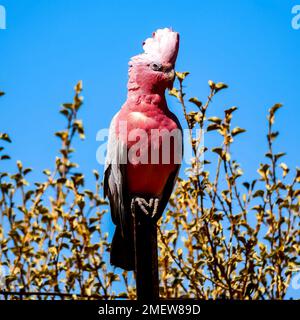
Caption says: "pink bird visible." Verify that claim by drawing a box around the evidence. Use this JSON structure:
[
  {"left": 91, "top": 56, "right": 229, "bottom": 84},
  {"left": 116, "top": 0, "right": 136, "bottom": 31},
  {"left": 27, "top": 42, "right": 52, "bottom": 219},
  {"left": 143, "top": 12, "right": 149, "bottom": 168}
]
[{"left": 104, "top": 28, "right": 182, "bottom": 270}]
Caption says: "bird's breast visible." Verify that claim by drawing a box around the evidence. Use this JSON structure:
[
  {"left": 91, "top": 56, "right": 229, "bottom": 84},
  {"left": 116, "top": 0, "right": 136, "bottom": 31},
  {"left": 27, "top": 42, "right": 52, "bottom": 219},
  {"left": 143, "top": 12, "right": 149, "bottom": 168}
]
[
  {"left": 116, "top": 105, "right": 181, "bottom": 196},
  {"left": 126, "top": 163, "right": 177, "bottom": 196}
]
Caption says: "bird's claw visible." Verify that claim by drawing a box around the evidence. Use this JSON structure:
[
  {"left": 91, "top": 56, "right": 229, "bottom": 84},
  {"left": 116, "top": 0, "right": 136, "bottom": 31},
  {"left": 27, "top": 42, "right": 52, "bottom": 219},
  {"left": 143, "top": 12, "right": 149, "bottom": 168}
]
[{"left": 131, "top": 197, "right": 159, "bottom": 219}]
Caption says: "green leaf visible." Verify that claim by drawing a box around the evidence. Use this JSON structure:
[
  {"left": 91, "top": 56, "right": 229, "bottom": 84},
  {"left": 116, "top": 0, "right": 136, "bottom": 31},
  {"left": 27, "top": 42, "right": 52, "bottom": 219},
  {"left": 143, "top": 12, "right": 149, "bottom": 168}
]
[
  {"left": 231, "top": 127, "right": 246, "bottom": 136},
  {"left": 265, "top": 152, "right": 272, "bottom": 159},
  {"left": 168, "top": 88, "right": 180, "bottom": 99},
  {"left": 269, "top": 103, "right": 283, "bottom": 115},
  {"left": 62, "top": 103, "right": 73, "bottom": 110},
  {"left": 207, "top": 124, "right": 221, "bottom": 132},
  {"left": 294, "top": 189, "right": 300, "bottom": 197},
  {"left": 55, "top": 130, "right": 68, "bottom": 141},
  {"left": 243, "top": 182, "right": 250, "bottom": 190},
  {"left": 74, "top": 80, "right": 83, "bottom": 93},
  {"left": 274, "top": 152, "right": 286, "bottom": 162},
  {"left": 208, "top": 117, "right": 222, "bottom": 124},
  {"left": 43, "top": 169, "right": 51, "bottom": 176},
  {"left": 73, "top": 119, "right": 85, "bottom": 140},
  {"left": 194, "top": 112, "right": 203, "bottom": 123},
  {"left": 280, "top": 162, "right": 289, "bottom": 178},
  {"left": 215, "top": 82, "right": 228, "bottom": 92},
  {"left": 212, "top": 147, "right": 223, "bottom": 157},
  {"left": 60, "top": 109, "right": 70, "bottom": 118},
  {"left": 225, "top": 106, "right": 238, "bottom": 116},
  {"left": 93, "top": 169, "right": 100, "bottom": 180},
  {"left": 253, "top": 190, "right": 264, "bottom": 198},
  {"left": 188, "top": 97, "right": 202, "bottom": 108},
  {"left": 0, "top": 155, "right": 10, "bottom": 160},
  {"left": 252, "top": 205, "right": 263, "bottom": 212},
  {"left": 296, "top": 168, "right": 300, "bottom": 182},
  {"left": 176, "top": 72, "right": 189, "bottom": 81},
  {"left": 268, "top": 131, "right": 279, "bottom": 142},
  {"left": 177, "top": 248, "right": 183, "bottom": 258},
  {"left": 17, "top": 160, "right": 23, "bottom": 170},
  {"left": 23, "top": 168, "right": 32, "bottom": 175},
  {"left": 208, "top": 80, "right": 215, "bottom": 89},
  {"left": 0, "top": 133, "right": 12, "bottom": 143},
  {"left": 268, "top": 104, "right": 283, "bottom": 124}
]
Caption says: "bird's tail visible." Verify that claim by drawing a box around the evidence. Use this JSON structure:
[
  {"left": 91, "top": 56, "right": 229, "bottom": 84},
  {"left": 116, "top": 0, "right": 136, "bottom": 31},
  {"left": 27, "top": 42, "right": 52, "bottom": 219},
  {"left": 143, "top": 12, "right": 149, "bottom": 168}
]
[{"left": 110, "top": 226, "right": 135, "bottom": 271}]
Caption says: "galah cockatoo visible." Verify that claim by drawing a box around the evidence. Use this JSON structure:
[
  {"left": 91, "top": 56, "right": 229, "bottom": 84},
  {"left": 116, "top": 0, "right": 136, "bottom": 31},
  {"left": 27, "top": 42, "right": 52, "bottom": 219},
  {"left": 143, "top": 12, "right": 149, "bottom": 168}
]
[{"left": 104, "top": 28, "right": 182, "bottom": 270}]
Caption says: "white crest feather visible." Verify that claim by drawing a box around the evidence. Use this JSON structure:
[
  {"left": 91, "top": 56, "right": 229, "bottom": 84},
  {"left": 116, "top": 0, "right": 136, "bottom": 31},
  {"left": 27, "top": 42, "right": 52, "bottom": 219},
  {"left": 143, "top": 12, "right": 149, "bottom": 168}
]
[{"left": 130, "top": 28, "right": 179, "bottom": 65}]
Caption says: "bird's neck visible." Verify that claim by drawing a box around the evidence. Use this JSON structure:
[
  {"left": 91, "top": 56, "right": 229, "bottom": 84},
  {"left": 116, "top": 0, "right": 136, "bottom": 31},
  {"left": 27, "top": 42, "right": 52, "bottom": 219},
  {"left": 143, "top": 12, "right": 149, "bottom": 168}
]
[
  {"left": 127, "top": 79, "right": 167, "bottom": 95},
  {"left": 126, "top": 69, "right": 169, "bottom": 111},
  {"left": 127, "top": 67, "right": 167, "bottom": 97},
  {"left": 126, "top": 90, "right": 168, "bottom": 112}
]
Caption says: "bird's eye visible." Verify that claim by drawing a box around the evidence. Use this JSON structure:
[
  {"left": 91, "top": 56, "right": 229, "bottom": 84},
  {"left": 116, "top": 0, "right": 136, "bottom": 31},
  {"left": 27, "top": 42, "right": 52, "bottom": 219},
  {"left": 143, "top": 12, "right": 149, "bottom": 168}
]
[{"left": 150, "top": 62, "right": 163, "bottom": 72}]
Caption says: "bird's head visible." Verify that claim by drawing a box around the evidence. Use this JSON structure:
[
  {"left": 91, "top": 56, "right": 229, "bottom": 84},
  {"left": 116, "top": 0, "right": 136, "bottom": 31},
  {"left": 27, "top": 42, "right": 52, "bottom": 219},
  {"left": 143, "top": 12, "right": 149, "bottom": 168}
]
[{"left": 128, "top": 28, "right": 180, "bottom": 93}]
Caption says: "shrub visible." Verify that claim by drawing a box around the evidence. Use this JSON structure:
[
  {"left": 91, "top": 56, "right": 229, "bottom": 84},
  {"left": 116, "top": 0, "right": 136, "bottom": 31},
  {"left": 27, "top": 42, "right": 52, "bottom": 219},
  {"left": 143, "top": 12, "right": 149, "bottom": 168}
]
[{"left": 0, "top": 74, "right": 299, "bottom": 300}]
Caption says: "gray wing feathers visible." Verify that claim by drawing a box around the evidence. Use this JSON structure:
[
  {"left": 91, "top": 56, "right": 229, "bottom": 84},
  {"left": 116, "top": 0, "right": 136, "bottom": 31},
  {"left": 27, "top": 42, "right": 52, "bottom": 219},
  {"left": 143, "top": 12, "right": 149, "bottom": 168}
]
[
  {"left": 155, "top": 123, "right": 183, "bottom": 220},
  {"left": 104, "top": 113, "right": 128, "bottom": 236}
]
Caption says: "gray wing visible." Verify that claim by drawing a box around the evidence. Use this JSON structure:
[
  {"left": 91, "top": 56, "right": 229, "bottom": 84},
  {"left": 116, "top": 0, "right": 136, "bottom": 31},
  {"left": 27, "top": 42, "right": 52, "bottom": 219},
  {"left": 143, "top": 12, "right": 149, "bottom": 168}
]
[
  {"left": 156, "top": 115, "right": 183, "bottom": 220},
  {"left": 155, "top": 165, "right": 180, "bottom": 221},
  {"left": 104, "top": 113, "right": 128, "bottom": 237}
]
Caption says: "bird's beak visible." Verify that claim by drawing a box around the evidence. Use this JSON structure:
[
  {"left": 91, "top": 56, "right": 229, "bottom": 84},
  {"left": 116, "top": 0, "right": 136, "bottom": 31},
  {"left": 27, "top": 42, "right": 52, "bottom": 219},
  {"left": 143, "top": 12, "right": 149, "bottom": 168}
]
[{"left": 167, "top": 69, "right": 175, "bottom": 89}]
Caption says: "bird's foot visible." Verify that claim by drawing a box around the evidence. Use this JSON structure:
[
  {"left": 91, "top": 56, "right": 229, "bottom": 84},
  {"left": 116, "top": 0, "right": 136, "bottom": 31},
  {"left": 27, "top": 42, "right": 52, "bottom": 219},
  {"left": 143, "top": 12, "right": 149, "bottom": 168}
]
[{"left": 131, "top": 197, "right": 159, "bottom": 219}]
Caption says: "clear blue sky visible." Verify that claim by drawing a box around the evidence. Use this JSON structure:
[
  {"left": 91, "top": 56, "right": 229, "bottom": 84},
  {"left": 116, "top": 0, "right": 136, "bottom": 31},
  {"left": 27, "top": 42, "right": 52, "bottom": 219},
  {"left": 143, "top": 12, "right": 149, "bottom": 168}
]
[{"left": 0, "top": 0, "right": 299, "bottom": 298}]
